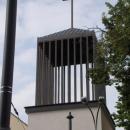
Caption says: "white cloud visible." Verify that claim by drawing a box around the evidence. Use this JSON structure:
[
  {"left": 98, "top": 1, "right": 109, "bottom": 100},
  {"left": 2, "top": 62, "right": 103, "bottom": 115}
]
[
  {"left": 16, "top": 0, "right": 70, "bottom": 40},
  {"left": 13, "top": 47, "right": 36, "bottom": 92},
  {"left": 0, "top": 8, "right": 5, "bottom": 40},
  {"left": 0, "top": 64, "right": 2, "bottom": 82},
  {"left": 12, "top": 82, "right": 35, "bottom": 122},
  {"left": 16, "top": 0, "right": 117, "bottom": 44},
  {"left": 0, "top": 4, "right": 6, "bottom": 60},
  {"left": 16, "top": 48, "right": 36, "bottom": 64}
]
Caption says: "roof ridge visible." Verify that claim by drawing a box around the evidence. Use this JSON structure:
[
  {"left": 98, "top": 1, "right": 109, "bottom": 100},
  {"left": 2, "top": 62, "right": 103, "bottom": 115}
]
[{"left": 38, "top": 28, "right": 94, "bottom": 42}]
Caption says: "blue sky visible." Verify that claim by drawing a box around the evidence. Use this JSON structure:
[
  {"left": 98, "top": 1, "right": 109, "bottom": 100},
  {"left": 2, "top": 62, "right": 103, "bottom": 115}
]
[{"left": 0, "top": 0, "right": 124, "bottom": 130}]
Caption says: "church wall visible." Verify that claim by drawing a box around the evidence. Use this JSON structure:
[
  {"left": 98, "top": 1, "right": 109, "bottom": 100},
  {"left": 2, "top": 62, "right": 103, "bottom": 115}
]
[{"left": 27, "top": 107, "right": 102, "bottom": 130}]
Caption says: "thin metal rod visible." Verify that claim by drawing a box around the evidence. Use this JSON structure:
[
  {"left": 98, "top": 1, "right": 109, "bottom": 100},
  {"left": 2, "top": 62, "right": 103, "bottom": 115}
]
[
  {"left": 86, "top": 37, "right": 90, "bottom": 100},
  {"left": 63, "top": 0, "right": 73, "bottom": 28},
  {"left": 71, "top": 0, "right": 73, "bottom": 28},
  {"left": 0, "top": 0, "right": 17, "bottom": 129},
  {"left": 74, "top": 39, "right": 77, "bottom": 102},
  {"left": 80, "top": 38, "right": 83, "bottom": 98},
  {"left": 55, "top": 41, "right": 57, "bottom": 103}
]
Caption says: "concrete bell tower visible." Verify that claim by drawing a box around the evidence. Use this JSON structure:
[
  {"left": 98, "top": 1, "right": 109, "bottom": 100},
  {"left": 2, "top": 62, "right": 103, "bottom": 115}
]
[
  {"left": 25, "top": 28, "right": 115, "bottom": 130},
  {"left": 35, "top": 28, "right": 106, "bottom": 106}
]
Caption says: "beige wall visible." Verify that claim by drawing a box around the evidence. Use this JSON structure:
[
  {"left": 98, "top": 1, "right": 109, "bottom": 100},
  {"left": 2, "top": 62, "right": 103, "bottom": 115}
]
[
  {"left": 28, "top": 107, "right": 102, "bottom": 130},
  {"left": 10, "top": 114, "right": 28, "bottom": 130}
]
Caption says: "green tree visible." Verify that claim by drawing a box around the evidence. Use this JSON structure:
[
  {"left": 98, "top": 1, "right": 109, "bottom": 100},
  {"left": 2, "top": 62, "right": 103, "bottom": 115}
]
[{"left": 90, "top": 0, "right": 130, "bottom": 129}]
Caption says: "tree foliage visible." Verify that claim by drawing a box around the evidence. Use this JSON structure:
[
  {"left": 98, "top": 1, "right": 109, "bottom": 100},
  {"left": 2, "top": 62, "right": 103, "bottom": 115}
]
[{"left": 90, "top": 0, "right": 130, "bottom": 129}]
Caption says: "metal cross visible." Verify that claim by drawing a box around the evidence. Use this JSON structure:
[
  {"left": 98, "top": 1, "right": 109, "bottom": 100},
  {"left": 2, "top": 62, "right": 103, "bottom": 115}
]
[
  {"left": 67, "top": 112, "right": 74, "bottom": 130},
  {"left": 63, "top": 0, "right": 74, "bottom": 28}
]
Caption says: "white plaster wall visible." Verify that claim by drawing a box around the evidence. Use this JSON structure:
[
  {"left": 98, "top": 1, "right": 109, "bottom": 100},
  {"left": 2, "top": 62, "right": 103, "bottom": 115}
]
[{"left": 28, "top": 107, "right": 102, "bottom": 130}]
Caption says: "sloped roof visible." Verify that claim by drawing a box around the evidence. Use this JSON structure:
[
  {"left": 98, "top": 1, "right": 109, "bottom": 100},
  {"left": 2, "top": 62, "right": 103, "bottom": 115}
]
[
  {"left": 10, "top": 113, "right": 28, "bottom": 130},
  {"left": 38, "top": 28, "right": 96, "bottom": 42}
]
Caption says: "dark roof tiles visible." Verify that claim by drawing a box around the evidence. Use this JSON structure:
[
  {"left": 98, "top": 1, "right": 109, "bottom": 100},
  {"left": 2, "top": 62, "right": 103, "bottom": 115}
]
[{"left": 38, "top": 28, "right": 96, "bottom": 42}]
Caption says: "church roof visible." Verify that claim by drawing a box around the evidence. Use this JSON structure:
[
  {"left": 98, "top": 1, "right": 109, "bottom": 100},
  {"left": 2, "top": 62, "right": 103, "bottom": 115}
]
[{"left": 38, "top": 28, "right": 96, "bottom": 42}]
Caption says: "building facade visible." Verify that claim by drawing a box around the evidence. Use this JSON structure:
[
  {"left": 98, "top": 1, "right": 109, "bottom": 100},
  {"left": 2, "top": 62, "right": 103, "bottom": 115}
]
[
  {"left": 10, "top": 113, "right": 27, "bottom": 130},
  {"left": 25, "top": 28, "right": 114, "bottom": 130},
  {"left": 25, "top": 102, "right": 115, "bottom": 130}
]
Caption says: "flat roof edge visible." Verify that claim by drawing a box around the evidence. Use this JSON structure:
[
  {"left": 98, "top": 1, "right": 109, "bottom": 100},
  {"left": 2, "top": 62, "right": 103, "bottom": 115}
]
[{"left": 25, "top": 101, "right": 98, "bottom": 114}]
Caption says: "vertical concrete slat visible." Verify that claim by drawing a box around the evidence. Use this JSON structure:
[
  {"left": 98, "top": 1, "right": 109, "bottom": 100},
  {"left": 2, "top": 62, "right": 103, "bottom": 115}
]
[
  {"left": 74, "top": 38, "right": 77, "bottom": 102},
  {"left": 35, "top": 43, "right": 40, "bottom": 105},
  {"left": 86, "top": 37, "right": 90, "bottom": 100},
  {"left": 61, "top": 40, "right": 64, "bottom": 103},
  {"left": 55, "top": 41, "right": 57, "bottom": 104},
  {"left": 80, "top": 38, "right": 83, "bottom": 99}
]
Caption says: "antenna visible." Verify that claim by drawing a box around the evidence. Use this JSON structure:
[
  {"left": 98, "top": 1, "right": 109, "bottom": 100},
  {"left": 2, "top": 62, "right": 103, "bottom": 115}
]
[{"left": 63, "top": 0, "right": 74, "bottom": 28}]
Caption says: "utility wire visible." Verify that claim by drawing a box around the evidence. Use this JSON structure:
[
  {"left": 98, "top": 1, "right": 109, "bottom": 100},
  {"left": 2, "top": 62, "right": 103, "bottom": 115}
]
[
  {"left": 11, "top": 102, "right": 26, "bottom": 130},
  {"left": 11, "top": 102, "right": 19, "bottom": 116}
]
